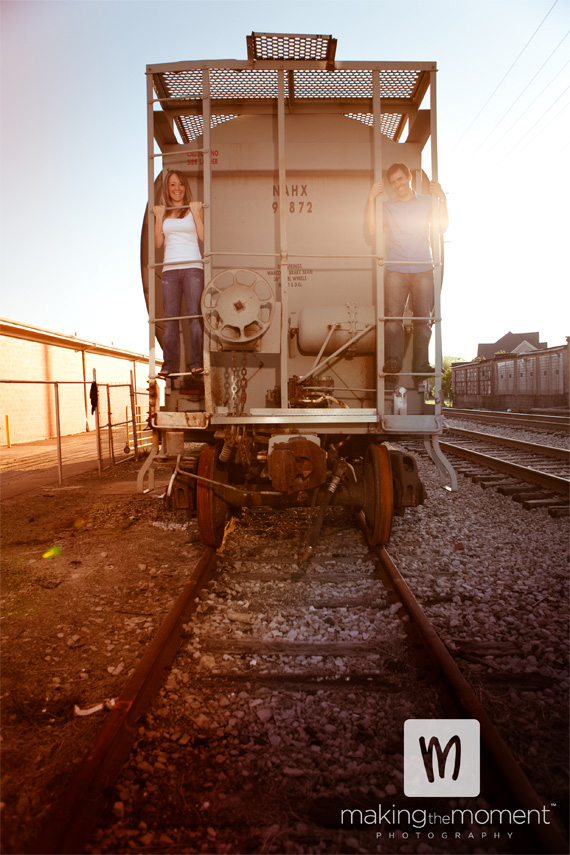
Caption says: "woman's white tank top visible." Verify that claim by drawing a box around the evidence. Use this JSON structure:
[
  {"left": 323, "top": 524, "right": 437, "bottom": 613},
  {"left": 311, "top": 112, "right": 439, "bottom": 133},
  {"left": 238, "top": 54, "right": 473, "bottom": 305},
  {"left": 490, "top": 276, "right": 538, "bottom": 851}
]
[{"left": 162, "top": 213, "right": 203, "bottom": 270}]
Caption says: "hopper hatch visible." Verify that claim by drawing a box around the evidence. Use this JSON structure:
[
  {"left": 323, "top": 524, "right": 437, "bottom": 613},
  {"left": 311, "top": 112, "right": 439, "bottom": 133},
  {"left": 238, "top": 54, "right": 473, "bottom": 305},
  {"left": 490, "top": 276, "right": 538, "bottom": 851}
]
[{"left": 246, "top": 31, "right": 337, "bottom": 67}]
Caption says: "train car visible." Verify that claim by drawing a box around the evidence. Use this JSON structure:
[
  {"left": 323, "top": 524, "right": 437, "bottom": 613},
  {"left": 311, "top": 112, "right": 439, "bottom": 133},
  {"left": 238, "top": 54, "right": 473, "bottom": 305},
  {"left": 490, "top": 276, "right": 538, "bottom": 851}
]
[
  {"left": 139, "top": 32, "right": 457, "bottom": 548},
  {"left": 451, "top": 342, "right": 569, "bottom": 412}
]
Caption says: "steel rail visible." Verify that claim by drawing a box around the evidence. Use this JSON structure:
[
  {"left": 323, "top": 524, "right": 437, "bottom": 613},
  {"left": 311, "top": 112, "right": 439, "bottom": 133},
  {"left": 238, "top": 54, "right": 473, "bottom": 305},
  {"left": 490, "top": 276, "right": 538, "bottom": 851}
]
[
  {"left": 29, "top": 547, "right": 217, "bottom": 855},
  {"left": 444, "top": 408, "right": 570, "bottom": 431},
  {"left": 439, "top": 440, "right": 570, "bottom": 495},
  {"left": 374, "top": 545, "right": 568, "bottom": 855},
  {"left": 445, "top": 427, "right": 570, "bottom": 461}
]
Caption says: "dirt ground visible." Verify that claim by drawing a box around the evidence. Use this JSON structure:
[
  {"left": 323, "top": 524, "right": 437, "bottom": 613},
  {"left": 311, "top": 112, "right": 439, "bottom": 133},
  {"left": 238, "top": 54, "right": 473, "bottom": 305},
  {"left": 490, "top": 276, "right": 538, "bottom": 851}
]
[{"left": 0, "top": 458, "right": 205, "bottom": 854}]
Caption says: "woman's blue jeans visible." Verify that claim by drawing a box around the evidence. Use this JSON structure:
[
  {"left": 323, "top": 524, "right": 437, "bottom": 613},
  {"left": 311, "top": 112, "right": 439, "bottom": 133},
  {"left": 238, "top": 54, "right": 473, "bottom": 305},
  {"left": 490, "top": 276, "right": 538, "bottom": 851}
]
[
  {"left": 384, "top": 269, "right": 434, "bottom": 373},
  {"left": 161, "top": 268, "right": 204, "bottom": 373}
]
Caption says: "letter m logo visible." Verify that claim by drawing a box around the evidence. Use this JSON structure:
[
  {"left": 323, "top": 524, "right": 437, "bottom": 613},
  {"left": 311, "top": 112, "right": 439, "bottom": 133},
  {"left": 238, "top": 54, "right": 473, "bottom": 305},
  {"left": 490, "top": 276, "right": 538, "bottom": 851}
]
[
  {"left": 419, "top": 734, "right": 461, "bottom": 782},
  {"left": 404, "top": 720, "right": 480, "bottom": 797}
]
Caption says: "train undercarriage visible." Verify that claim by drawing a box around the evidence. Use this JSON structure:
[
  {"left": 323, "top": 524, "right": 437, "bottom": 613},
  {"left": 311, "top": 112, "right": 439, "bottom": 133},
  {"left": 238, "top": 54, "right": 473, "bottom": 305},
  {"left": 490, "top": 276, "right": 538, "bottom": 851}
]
[{"left": 139, "top": 423, "right": 427, "bottom": 550}]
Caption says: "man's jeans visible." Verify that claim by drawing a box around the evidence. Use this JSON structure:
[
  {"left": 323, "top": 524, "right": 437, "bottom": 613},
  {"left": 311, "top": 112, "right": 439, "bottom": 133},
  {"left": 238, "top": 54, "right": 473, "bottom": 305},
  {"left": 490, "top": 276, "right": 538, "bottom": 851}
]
[
  {"left": 161, "top": 268, "right": 204, "bottom": 373},
  {"left": 384, "top": 269, "right": 434, "bottom": 373}
]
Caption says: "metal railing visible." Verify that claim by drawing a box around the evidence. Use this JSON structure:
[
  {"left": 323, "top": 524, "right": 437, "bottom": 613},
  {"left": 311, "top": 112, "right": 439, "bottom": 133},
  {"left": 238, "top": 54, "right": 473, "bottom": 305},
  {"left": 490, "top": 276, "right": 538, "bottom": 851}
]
[{"left": 0, "top": 371, "right": 151, "bottom": 485}]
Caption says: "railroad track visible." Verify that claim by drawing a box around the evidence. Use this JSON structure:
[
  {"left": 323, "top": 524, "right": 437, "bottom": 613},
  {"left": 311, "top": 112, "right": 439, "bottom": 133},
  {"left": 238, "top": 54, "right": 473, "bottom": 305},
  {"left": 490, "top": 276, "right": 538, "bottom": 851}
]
[
  {"left": 31, "top": 506, "right": 567, "bottom": 855},
  {"left": 439, "top": 427, "right": 570, "bottom": 516},
  {"left": 443, "top": 408, "right": 570, "bottom": 434}
]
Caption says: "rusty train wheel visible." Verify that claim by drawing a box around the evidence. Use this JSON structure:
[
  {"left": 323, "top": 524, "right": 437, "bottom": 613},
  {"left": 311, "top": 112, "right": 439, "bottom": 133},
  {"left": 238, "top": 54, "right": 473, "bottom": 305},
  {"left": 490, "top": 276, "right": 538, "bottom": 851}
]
[
  {"left": 196, "top": 444, "right": 230, "bottom": 548},
  {"left": 362, "top": 442, "right": 393, "bottom": 545}
]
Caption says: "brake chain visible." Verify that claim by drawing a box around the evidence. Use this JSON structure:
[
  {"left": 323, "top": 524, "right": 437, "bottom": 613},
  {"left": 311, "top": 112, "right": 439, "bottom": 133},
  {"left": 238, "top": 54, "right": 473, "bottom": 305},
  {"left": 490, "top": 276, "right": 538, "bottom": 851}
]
[
  {"left": 230, "top": 351, "right": 239, "bottom": 414},
  {"left": 239, "top": 352, "right": 248, "bottom": 415}
]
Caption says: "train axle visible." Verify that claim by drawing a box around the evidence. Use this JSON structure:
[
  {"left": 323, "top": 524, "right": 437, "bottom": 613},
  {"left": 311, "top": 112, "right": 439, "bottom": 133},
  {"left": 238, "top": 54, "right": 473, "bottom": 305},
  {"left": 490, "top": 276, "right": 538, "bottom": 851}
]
[{"left": 166, "top": 435, "right": 425, "bottom": 548}]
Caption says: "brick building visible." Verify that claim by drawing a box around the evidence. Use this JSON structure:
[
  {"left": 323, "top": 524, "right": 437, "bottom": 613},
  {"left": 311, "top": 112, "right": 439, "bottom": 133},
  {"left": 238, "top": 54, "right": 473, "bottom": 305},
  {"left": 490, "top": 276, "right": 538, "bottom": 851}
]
[{"left": 0, "top": 319, "right": 157, "bottom": 446}]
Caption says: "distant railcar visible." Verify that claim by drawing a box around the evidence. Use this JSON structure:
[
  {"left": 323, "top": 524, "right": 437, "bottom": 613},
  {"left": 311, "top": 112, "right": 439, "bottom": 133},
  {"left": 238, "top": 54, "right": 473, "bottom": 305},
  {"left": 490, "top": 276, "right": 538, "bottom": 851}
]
[
  {"left": 451, "top": 343, "right": 569, "bottom": 412},
  {"left": 139, "top": 32, "right": 456, "bottom": 547}
]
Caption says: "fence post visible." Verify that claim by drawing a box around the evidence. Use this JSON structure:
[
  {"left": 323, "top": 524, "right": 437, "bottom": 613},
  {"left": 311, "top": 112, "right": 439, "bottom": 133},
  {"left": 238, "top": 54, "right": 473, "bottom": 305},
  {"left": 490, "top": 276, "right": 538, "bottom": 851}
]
[
  {"left": 54, "top": 383, "right": 63, "bottom": 486},
  {"left": 106, "top": 384, "right": 114, "bottom": 466},
  {"left": 93, "top": 369, "right": 102, "bottom": 475},
  {"left": 130, "top": 370, "right": 139, "bottom": 459},
  {"left": 5, "top": 415, "right": 10, "bottom": 448}
]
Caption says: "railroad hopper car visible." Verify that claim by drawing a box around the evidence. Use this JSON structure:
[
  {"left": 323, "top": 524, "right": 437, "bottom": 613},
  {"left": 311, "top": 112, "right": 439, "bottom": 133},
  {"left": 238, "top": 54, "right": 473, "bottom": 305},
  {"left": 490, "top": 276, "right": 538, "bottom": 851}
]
[
  {"left": 452, "top": 342, "right": 570, "bottom": 412},
  {"left": 140, "top": 32, "right": 457, "bottom": 548}
]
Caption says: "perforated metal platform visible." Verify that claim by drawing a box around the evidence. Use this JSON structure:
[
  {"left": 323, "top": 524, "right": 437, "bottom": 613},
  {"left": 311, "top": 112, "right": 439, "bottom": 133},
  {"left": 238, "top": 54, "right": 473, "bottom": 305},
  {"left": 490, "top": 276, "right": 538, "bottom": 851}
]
[
  {"left": 149, "top": 32, "right": 433, "bottom": 145},
  {"left": 247, "top": 32, "right": 337, "bottom": 63},
  {"left": 157, "top": 65, "right": 424, "bottom": 102}
]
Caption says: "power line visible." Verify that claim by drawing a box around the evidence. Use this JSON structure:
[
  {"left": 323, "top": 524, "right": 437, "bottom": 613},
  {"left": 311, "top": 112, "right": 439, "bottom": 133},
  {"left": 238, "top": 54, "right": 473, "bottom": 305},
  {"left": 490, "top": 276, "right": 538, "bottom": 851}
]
[
  {"left": 494, "top": 56, "right": 570, "bottom": 146},
  {"left": 527, "top": 98, "right": 569, "bottom": 142},
  {"left": 474, "top": 29, "right": 569, "bottom": 155},
  {"left": 449, "top": 0, "right": 559, "bottom": 154},
  {"left": 500, "top": 84, "right": 569, "bottom": 160}
]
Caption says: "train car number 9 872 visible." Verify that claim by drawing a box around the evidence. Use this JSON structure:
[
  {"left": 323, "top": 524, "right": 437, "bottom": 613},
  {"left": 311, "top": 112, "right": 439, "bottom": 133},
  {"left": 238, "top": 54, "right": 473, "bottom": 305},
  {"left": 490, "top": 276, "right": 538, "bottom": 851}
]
[{"left": 272, "top": 201, "right": 313, "bottom": 214}]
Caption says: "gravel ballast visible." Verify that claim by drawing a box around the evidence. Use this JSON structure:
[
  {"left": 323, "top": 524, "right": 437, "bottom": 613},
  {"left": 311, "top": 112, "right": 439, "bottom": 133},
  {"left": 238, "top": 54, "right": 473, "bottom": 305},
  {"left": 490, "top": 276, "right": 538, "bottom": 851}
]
[{"left": 1, "top": 423, "right": 568, "bottom": 854}]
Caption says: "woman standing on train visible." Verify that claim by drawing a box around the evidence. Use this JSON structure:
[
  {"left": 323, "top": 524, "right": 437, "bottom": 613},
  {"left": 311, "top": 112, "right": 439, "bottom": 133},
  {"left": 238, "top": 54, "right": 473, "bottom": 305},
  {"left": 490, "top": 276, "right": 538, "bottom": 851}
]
[{"left": 153, "top": 170, "right": 204, "bottom": 378}]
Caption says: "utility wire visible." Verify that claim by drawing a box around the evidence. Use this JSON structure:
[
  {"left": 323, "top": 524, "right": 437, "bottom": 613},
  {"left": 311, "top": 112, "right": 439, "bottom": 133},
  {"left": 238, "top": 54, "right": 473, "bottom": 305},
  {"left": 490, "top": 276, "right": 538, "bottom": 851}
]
[
  {"left": 474, "top": 29, "right": 569, "bottom": 155},
  {"left": 519, "top": 98, "right": 569, "bottom": 147},
  {"left": 494, "top": 56, "right": 570, "bottom": 146},
  {"left": 500, "top": 84, "right": 569, "bottom": 160},
  {"left": 449, "top": 0, "right": 559, "bottom": 154}
]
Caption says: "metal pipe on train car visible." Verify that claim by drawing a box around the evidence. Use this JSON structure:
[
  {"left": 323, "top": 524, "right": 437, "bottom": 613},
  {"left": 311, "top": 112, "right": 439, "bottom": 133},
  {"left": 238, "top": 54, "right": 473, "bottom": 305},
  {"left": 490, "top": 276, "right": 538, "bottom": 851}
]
[
  {"left": 372, "top": 69, "right": 385, "bottom": 412},
  {"left": 298, "top": 324, "right": 375, "bottom": 384},
  {"left": 278, "top": 68, "right": 289, "bottom": 410},
  {"left": 430, "top": 68, "right": 443, "bottom": 417},
  {"left": 310, "top": 324, "right": 339, "bottom": 372},
  {"left": 202, "top": 67, "right": 213, "bottom": 411},
  {"left": 183, "top": 471, "right": 364, "bottom": 511},
  {"left": 210, "top": 251, "right": 386, "bottom": 261},
  {"left": 146, "top": 69, "right": 157, "bottom": 379}
]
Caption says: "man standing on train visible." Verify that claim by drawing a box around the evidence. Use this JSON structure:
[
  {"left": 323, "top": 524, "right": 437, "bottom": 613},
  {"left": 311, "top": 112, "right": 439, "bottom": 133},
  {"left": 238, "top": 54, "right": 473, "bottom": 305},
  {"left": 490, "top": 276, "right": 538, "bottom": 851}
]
[{"left": 366, "top": 163, "right": 448, "bottom": 387}]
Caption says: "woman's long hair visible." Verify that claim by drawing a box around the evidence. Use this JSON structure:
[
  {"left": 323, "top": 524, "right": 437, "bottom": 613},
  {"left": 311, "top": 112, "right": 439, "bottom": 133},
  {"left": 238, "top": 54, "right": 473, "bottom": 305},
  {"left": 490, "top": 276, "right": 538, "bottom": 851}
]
[{"left": 162, "top": 170, "right": 193, "bottom": 219}]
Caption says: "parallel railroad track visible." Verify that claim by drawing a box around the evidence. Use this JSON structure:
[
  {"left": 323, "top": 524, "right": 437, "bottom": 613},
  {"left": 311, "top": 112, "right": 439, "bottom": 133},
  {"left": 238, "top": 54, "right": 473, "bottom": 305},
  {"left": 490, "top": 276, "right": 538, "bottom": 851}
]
[
  {"left": 439, "top": 428, "right": 570, "bottom": 516},
  {"left": 31, "top": 507, "right": 567, "bottom": 855},
  {"left": 443, "top": 408, "right": 570, "bottom": 434}
]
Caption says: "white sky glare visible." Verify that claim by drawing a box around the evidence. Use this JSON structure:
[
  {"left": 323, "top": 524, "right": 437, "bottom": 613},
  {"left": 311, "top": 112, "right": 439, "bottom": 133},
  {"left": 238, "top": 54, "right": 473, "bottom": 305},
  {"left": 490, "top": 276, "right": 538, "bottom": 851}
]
[{"left": 1, "top": 0, "right": 569, "bottom": 361}]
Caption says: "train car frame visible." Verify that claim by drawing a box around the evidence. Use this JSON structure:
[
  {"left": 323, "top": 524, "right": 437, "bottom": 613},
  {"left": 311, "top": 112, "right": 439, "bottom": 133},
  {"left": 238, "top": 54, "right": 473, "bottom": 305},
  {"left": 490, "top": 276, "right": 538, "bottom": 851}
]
[{"left": 139, "top": 32, "right": 457, "bottom": 548}]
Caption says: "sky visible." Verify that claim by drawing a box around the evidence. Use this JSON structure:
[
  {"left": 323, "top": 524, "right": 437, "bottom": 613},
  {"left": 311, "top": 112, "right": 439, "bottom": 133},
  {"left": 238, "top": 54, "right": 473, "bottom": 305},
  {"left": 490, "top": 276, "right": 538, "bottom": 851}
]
[{"left": 1, "top": 0, "right": 569, "bottom": 362}]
